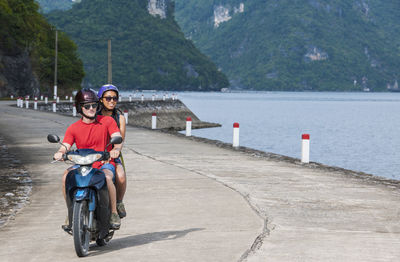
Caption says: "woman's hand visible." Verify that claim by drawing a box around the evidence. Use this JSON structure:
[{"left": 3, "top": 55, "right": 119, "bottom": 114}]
[{"left": 109, "top": 148, "right": 120, "bottom": 159}]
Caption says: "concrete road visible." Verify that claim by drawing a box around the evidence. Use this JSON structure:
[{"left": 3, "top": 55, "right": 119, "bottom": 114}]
[
  {"left": 0, "top": 102, "right": 262, "bottom": 261},
  {"left": 1, "top": 101, "right": 400, "bottom": 261}
]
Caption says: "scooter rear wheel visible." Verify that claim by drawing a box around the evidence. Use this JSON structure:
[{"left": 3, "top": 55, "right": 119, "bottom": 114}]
[{"left": 73, "top": 200, "right": 90, "bottom": 257}]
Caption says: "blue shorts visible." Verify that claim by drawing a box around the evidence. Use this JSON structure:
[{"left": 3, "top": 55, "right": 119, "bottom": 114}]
[
  {"left": 114, "top": 157, "right": 122, "bottom": 164},
  {"left": 100, "top": 163, "right": 116, "bottom": 176}
]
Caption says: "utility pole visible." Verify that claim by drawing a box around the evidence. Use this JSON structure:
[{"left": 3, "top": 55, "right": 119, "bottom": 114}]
[
  {"left": 54, "top": 30, "right": 58, "bottom": 99},
  {"left": 108, "top": 39, "right": 112, "bottom": 84}
]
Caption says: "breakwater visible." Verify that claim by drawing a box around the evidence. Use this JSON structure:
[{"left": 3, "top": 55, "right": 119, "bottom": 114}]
[{"left": 31, "top": 99, "right": 220, "bottom": 131}]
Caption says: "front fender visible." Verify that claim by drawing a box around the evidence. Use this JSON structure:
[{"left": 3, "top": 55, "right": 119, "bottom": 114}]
[{"left": 74, "top": 188, "right": 89, "bottom": 201}]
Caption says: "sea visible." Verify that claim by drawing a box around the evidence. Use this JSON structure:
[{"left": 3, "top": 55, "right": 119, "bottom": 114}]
[{"left": 123, "top": 91, "right": 400, "bottom": 180}]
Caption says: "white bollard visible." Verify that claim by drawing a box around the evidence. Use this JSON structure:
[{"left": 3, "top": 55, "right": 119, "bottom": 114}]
[
  {"left": 129, "top": 95, "right": 132, "bottom": 102},
  {"left": 186, "top": 117, "right": 192, "bottom": 136},
  {"left": 52, "top": 102, "right": 56, "bottom": 113},
  {"left": 45, "top": 96, "right": 48, "bottom": 104},
  {"left": 34, "top": 97, "right": 38, "bottom": 110},
  {"left": 56, "top": 97, "right": 60, "bottom": 103},
  {"left": 69, "top": 96, "right": 73, "bottom": 103},
  {"left": 40, "top": 95, "right": 43, "bottom": 100},
  {"left": 301, "top": 134, "right": 310, "bottom": 163},
  {"left": 72, "top": 104, "right": 77, "bottom": 117},
  {"left": 119, "top": 96, "right": 122, "bottom": 102},
  {"left": 25, "top": 99, "right": 29, "bottom": 109},
  {"left": 65, "top": 95, "right": 68, "bottom": 100},
  {"left": 16, "top": 98, "right": 20, "bottom": 107},
  {"left": 233, "top": 122, "right": 240, "bottom": 147},
  {"left": 10, "top": 94, "right": 14, "bottom": 99},
  {"left": 124, "top": 110, "right": 128, "bottom": 124},
  {"left": 162, "top": 95, "right": 166, "bottom": 101},
  {"left": 151, "top": 113, "right": 157, "bottom": 129},
  {"left": 141, "top": 95, "right": 144, "bottom": 102},
  {"left": 152, "top": 95, "right": 155, "bottom": 101}
]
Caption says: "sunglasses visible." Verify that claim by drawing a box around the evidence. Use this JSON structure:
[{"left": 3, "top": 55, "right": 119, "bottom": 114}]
[
  {"left": 103, "top": 96, "right": 118, "bottom": 102},
  {"left": 82, "top": 103, "right": 98, "bottom": 110}
]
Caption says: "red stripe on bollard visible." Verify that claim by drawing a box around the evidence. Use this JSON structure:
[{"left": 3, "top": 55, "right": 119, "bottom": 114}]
[
  {"left": 233, "top": 122, "right": 239, "bottom": 128},
  {"left": 186, "top": 117, "right": 192, "bottom": 121},
  {"left": 302, "top": 134, "right": 310, "bottom": 140}
]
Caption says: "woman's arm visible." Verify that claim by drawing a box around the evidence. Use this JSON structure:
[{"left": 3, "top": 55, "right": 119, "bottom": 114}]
[{"left": 119, "top": 114, "right": 126, "bottom": 141}]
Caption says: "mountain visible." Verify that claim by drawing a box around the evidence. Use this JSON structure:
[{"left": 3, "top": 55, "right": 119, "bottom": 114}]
[
  {"left": 0, "top": 0, "right": 84, "bottom": 97},
  {"left": 174, "top": 0, "right": 400, "bottom": 91},
  {"left": 45, "top": 0, "right": 229, "bottom": 91},
  {"left": 36, "top": 0, "right": 75, "bottom": 13}
]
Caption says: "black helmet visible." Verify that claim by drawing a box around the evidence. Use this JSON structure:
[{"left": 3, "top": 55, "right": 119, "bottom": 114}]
[{"left": 75, "top": 88, "right": 98, "bottom": 114}]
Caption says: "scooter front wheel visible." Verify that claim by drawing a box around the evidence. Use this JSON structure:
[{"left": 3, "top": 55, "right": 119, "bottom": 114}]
[{"left": 73, "top": 200, "right": 90, "bottom": 257}]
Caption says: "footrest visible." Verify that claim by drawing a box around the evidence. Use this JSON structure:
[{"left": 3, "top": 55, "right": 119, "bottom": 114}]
[{"left": 61, "top": 225, "right": 72, "bottom": 235}]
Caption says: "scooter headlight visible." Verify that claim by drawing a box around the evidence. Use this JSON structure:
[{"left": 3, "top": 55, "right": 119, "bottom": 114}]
[{"left": 68, "top": 153, "right": 102, "bottom": 165}]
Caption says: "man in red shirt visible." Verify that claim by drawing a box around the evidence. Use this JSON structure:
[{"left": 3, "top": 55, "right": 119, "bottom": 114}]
[{"left": 53, "top": 88, "right": 123, "bottom": 229}]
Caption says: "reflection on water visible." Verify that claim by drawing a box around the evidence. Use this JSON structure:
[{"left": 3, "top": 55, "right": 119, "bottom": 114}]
[{"left": 178, "top": 92, "right": 400, "bottom": 180}]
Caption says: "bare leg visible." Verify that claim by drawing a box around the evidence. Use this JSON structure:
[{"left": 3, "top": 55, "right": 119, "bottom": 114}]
[
  {"left": 62, "top": 169, "right": 69, "bottom": 204},
  {"left": 103, "top": 169, "right": 117, "bottom": 214},
  {"left": 115, "top": 163, "right": 126, "bottom": 202}
]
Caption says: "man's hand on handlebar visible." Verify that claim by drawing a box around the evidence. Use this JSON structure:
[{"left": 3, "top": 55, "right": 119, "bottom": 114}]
[{"left": 53, "top": 151, "right": 64, "bottom": 161}]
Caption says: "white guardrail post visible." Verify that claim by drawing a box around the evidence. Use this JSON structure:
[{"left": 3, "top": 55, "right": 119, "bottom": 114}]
[
  {"left": 34, "top": 97, "right": 37, "bottom": 110},
  {"left": 233, "top": 122, "right": 240, "bottom": 147},
  {"left": 151, "top": 113, "right": 157, "bottom": 129},
  {"left": 124, "top": 110, "right": 128, "bottom": 124},
  {"left": 301, "top": 134, "right": 310, "bottom": 163},
  {"left": 186, "top": 117, "right": 192, "bottom": 136}
]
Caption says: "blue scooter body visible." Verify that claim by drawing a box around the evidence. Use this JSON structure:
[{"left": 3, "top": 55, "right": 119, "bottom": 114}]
[{"left": 65, "top": 149, "right": 111, "bottom": 239}]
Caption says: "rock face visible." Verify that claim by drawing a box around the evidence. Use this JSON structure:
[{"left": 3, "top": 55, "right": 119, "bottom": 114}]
[
  {"left": 0, "top": 47, "right": 40, "bottom": 97},
  {"left": 147, "top": 0, "right": 168, "bottom": 19},
  {"left": 214, "top": 3, "right": 244, "bottom": 28}
]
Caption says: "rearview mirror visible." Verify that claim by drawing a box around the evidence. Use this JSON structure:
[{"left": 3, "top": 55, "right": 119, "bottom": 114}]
[
  {"left": 109, "top": 136, "right": 123, "bottom": 145},
  {"left": 47, "top": 134, "right": 60, "bottom": 143}
]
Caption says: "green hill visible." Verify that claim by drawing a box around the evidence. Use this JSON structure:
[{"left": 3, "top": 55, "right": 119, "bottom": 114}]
[
  {"left": 174, "top": 0, "right": 400, "bottom": 91},
  {"left": 46, "top": 0, "right": 229, "bottom": 91},
  {"left": 0, "top": 0, "right": 84, "bottom": 97},
  {"left": 36, "top": 0, "right": 75, "bottom": 13}
]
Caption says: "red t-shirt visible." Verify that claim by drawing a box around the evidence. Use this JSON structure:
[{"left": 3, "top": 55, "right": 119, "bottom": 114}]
[{"left": 63, "top": 115, "right": 120, "bottom": 169}]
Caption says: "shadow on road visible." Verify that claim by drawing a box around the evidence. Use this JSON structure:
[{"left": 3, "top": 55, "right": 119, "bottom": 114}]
[{"left": 89, "top": 228, "right": 205, "bottom": 256}]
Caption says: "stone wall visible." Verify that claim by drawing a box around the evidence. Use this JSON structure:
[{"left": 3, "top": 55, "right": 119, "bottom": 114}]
[{"left": 35, "top": 99, "right": 220, "bottom": 131}]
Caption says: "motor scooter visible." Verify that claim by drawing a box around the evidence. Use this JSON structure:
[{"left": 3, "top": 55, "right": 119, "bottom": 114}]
[{"left": 48, "top": 134, "right": 122, "bottom": 257}]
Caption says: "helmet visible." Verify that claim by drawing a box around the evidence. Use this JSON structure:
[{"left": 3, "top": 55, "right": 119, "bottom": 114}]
[
  {"left": 97, "top": 84, "right": 119, "bottom": 99},
  {"left": 75, "top": 88, "right": 98, "bottom": 114}
]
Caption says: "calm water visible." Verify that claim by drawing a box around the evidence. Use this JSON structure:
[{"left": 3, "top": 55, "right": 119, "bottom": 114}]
[{"left": 175, "top": 92, "right": 400, "bottom": 180}]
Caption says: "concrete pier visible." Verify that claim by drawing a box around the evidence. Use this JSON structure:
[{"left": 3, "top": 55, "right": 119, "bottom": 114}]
[{"left": 0, "top": 101, "right": 400, "bottom": 261}]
